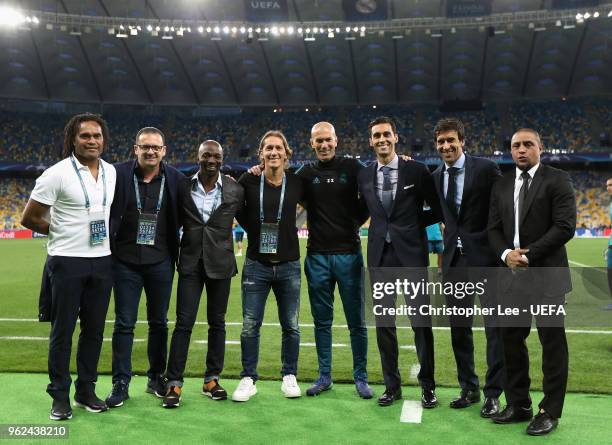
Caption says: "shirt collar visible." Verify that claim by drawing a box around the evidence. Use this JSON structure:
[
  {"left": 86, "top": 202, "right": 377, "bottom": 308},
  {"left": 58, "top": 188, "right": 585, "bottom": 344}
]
[
  {"left": 192, "top": 172, "right": 223, "bottom": 190},
  {"left": 515, "top": 163, "right": 540, "bottom": 180},
  {"left": 445, "top": 152, "right": 466, "bottom": 170},
  {"left": 377, "top": 154, "right": 399, "bottom": 171},
  {"left": 135, "top": 161, "right": 164, "bottom": 179},
  {"left": 71, "top": 154, "right": 90, "bottom": 170}
]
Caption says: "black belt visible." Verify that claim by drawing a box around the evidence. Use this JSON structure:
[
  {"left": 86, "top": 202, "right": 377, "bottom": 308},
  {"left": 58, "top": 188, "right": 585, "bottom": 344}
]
[{"left": 255, "top": 258, "right": 284, "bottom": 267}]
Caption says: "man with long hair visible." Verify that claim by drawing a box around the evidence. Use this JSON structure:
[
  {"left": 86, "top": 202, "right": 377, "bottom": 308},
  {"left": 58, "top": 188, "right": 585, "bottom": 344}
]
[
  {"left": 232, "top": 130, "right": 305, "bottom": 402},
  {"left": 21, "top": 113, "right": 117, "bottom": 420}
]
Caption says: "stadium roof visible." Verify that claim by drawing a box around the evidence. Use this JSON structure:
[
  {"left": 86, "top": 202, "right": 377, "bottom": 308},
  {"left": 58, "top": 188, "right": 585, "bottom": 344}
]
[{"left": 1, "top": 0, "right": 611, "bottom": 106}]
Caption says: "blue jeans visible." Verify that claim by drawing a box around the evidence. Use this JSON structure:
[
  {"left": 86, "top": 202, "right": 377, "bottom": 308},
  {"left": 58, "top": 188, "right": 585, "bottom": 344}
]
[
  {"left": 305, "top": 253, "right": 368, "bottom": 381},
  {"left": 111, "top": 257, "right": 174, "bottom": 383},
  {"left": 240, "top": 258, "right": 301, "bottom": 381}
]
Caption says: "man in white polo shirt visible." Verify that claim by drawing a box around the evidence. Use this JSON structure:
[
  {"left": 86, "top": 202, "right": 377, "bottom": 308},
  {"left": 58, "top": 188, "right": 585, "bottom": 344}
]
[{"left": 21, "top": 113, "right": 117, "bottom": 421}]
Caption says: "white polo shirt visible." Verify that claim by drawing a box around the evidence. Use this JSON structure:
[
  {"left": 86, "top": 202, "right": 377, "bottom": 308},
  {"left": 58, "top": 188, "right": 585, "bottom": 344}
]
[{"left": 30, "top": 156, "right": 116, "bottom": 257}]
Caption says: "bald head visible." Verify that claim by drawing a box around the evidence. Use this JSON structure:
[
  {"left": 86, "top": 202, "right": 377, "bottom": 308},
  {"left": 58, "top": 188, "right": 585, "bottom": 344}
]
[
  {"left": 310, "top": 121, "right": 338, "bottom": 162},
  {"left": 311, "top": 122, "right": 336, "bottom": 137},
  {"left": 197, "top": 139, "right": 223, "bottom": 179},
  {"left": 198, "top": 139, "right": 222, "bottom": 157}
]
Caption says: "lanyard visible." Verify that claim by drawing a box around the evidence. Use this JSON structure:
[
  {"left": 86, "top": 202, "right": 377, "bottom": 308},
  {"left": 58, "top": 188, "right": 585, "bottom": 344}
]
[
  {"left": 70, "top": 155, "right": 106, "bottom": 210},
  {"left": 133, "top": 174, "right": 166, "bottom": 214},
  {"left": 259, "top": 173, "right": 286, "bottom": 223}
]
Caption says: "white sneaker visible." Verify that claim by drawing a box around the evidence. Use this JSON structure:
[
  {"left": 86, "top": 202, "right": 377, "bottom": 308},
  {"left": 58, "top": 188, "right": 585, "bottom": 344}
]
[
  {"left": 281, "top": 374, "right": 302, "bottom": 398},
  {"left": 232, "top": 377, "right": 257, "bottom": 402}
]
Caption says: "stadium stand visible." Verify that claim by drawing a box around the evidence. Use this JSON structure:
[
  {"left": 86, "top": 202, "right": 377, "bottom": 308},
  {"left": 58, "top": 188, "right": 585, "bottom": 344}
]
[
  {"left": 0, "top": 178, "right": 31, "bottom": 230},
  {"left": 1, "top": 99, "right": 610, "bottom": 164},
  {"left": 2, "top": 170, "right": 610, "bottom": 231}
]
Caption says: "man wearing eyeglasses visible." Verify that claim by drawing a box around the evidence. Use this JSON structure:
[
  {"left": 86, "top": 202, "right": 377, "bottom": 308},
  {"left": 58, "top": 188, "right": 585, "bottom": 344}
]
[{"left": 106, "top": 127, "right": 184, "bottom": 408}]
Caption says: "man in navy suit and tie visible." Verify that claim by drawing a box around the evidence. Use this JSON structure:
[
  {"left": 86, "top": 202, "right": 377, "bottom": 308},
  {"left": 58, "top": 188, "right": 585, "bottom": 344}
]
[
  {"left": 431, "top": 118, "right": 504, "bottom": 418},
  {"left": 358, "top": 116, "right": 442, "bottom": 408}
]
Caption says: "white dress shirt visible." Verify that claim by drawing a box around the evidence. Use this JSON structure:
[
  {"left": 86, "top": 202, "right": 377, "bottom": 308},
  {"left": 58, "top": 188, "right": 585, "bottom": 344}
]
[
  {"left": 191, "top": 173, "right": 223, "bottom": 223},
  {"left": 501, "top": 163, "right": 540, "bottom": 264},
  {"left": 444, "top": 152, "right": 466, "bottom": 248},
  {"left": 376, "top": 154, "right": 399, "bottom": 201}
]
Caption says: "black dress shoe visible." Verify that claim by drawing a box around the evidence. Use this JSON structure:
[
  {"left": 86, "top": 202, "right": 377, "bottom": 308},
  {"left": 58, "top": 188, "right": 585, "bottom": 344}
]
[
  {"left": 480, "top": 397, "right": 501, "bottom": 418},
  {"left": 50, "top": 399, "right": 72, "bottom": 421},
  {"left": 421, "top": 389, "right": 438, "bottom": 409},
  {"left": 74, "top": 392, "right": 109, "bottom": 413},
  {"left": 527, "top": 412, "right": 558, "bottom": 436},
  {"left": 492, "top": 405, "right": 533, "bottom": 424},
  {"left": 378, "top": 388, "right": 402, "bottom": 406},
  {"left": 449, "top": 389, "right": 481, "bottom": 409}
]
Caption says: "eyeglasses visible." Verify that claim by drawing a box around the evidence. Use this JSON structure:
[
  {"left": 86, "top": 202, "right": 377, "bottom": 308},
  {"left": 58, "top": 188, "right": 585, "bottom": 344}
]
[{"left": 137, "top": 144, "right": 164, "bottom": 152}]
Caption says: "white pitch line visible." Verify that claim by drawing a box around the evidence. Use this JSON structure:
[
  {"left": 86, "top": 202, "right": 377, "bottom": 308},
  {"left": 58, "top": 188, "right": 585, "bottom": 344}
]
[
  {"left": 400, "top": 400, "right": 423, "bottom": 424},
  {"left": 0, "top": 337, "right": 360, "bottom": 348},
  {"left": 409, "top": 365, "right": 420, "bottom": 380},
  {"left": 400, "top": 345, "right": 417, "bottom": 351},
  {"left": 569, "top": 260, "right": 600, "bottom": 268},
  {"left": 1, "top": 318, "right": 611, "bottom": 334}
]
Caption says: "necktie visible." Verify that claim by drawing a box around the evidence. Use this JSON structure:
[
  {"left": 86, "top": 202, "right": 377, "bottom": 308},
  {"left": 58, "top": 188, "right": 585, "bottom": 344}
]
[
  {"left": 381, "top": 166, "right": 393, "bottom": 216},
  {"left": 518, "top": 171, "right": 530, "bottom": 220},
  {"left": 446, "top": 166, "right": 458, "bottom": 218}
]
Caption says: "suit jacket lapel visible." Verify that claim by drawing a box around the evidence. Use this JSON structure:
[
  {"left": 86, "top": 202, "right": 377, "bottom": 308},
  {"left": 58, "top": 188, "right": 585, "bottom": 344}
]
[
  {"left": 207, "top": 175, "right": 228, "bottom": 224},
  {"left": 185, "top": 177, "right": 205, "bottom": 224},
  {"left": 458, "top": 155, "right": 474, "bottom": 221},
  {"left": 506, "top": 171, "right": 517, "bottom": 236},
  {"left": 389, "top": 158, "right": 406, "bottom": 216},
  {"left": 433, "top": 164, "right": 443, "bottom": 203},
  {"left": 519, "top": 165, "right": 544, "bottom": 225},
  {"left": 370, "top": 163, "right": 387, "bottom": 216}
]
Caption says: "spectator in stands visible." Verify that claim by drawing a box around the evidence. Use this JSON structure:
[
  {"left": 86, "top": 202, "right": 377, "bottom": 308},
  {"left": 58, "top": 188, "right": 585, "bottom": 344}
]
[
  {"left": 21, "top": 113, "right": 116, "bottom": 421},
  {"left": 605, "top": 178, "right": 612, "bottom": 311}
]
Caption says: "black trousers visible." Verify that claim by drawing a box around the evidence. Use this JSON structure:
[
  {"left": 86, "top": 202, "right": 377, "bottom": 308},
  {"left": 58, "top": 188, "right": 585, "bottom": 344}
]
[
  {"left": 166, "top": 259, "right": 232, "bottom": 385},
  {"left": 374, "top": 243, "right": 435, "bottom": 392},
  {"left": 502, "top": 319, "right": 568, "bottom": 419},
  {"left": 444, "top": 253, "right": 504, "bottom": 398},
  {"left": 46, "top": 255, "right": 113, "bottom": 401}
]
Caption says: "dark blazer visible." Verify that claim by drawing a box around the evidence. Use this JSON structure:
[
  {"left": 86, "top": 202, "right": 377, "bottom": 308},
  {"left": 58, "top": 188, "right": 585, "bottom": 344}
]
[
  {"left": 177, "top": 174, "right": 244, "bottom": 279},
  {"left": 358, "top": 157, "right": 442, "bottom": 268},
  {"left": 487, "top": 163, "right": 576, "bottom": 295},
  {"left": 433, "top": 155, "right": 502, "bottom": 272},
  {"left": 109, "top": 160, "right": 184, "bottom": 264}
]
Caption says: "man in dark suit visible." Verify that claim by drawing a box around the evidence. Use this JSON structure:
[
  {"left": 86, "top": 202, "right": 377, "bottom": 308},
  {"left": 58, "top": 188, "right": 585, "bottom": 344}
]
[
  {"left": 488, "top": 128, "right": 576, "bottom": 436},
  {"left": 162, "top": 140, "right": 244, "bottom": 408},
  {"left": 358, "top": 116, "right": 442, "bottom": 408},
  {"left": 431, "top": 118, "right": 504, "bottom": 417},
  {"left": 107, "top": 127, "right": 184, "bottom": 407}
]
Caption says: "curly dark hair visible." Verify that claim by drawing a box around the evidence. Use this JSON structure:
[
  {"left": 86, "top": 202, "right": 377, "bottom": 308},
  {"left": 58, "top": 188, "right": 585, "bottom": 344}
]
[{"left": 62, "top": 113, "right": 109, "bottom": 158}]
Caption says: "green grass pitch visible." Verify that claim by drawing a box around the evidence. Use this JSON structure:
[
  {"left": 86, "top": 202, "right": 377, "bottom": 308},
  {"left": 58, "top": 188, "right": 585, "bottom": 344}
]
[{"left": 0, "top": 238, "right": 611, "bottom": 444}]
